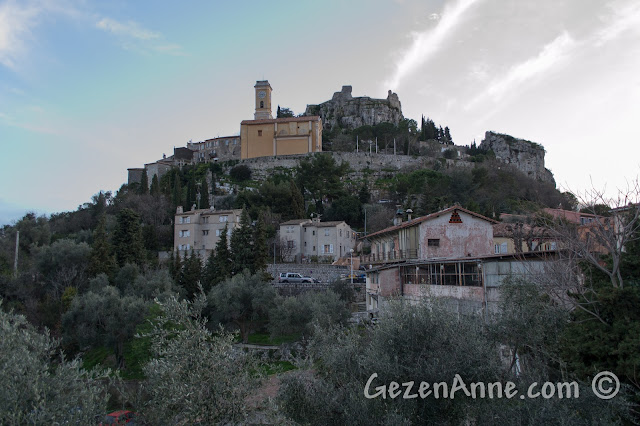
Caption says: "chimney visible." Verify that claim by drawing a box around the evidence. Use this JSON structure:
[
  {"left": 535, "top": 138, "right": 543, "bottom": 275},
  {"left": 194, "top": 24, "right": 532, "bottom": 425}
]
[
  {"left": 394, "top": 206, "right": 404, "bottom": 226},
  {"left": 406, "top": 208, "right": 413, "bottom": 221},
  {"left": 191, "top": 204, "right": 197, "bottom": 211},
  {"left": 176, "top": 206, "right": 183, "bottom": 214}
]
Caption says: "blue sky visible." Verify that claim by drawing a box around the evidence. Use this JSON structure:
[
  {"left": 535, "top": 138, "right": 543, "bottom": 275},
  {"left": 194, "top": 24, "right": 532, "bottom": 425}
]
[{"left": 2, "top": 0, "right": 640, "bottom": 224}]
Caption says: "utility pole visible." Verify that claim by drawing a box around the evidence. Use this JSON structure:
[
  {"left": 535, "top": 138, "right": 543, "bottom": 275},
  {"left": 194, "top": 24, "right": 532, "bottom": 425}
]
[
  {"left": 356, "top": 135, "right": 359, "bottom": 153},
  {"left": 13, "top": 231, "right": 19, "bottom": 278},
  {"left": 375, "top": 137, "right": 378, "bottom": 154},
  {"left": 394, "top": 138, "right": 396, "bottom": 156}
]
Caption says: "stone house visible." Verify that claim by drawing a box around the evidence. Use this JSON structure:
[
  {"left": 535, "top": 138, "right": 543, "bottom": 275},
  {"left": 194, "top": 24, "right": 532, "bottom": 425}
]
[
  {"left": 188, "top": 136, "right": 240, "bottom": 163},
  {"left": 174, "top": 206, "right": 242, "bottom": 259},
  {"left": 279, "top": 217, "right": 357, "bottom": 263},
  {"left": 361, "top": 205, "right": 497, "bottom": 264}
]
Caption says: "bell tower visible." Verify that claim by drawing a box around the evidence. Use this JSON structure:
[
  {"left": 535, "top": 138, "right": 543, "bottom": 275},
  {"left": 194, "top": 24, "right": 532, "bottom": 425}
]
[{"left": 254, "top": 80, "right": 273, "bottom": 120}]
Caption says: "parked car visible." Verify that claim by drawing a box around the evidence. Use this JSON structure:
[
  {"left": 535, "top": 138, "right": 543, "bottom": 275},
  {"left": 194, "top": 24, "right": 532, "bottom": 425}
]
[
  {"left": 278, "top": 272, "right": 315, "bottom": 283},
  {"left": 99, "top": 410, "right": 137, "bottom": 425}
]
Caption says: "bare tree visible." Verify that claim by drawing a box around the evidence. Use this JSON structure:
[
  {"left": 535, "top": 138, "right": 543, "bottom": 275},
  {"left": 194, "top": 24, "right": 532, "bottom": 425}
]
[{"left": 543, "top": 180, "right": 640, "bottom": 290}]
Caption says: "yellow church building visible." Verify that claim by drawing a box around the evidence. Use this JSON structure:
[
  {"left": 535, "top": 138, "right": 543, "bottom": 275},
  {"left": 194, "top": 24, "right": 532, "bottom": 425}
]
[{"left": 240, "top": 80, "right": 323, "bottom": 159}]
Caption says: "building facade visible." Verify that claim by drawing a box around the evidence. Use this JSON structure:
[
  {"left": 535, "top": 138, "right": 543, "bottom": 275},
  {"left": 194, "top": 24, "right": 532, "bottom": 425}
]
[
  {"left": 187, "top": 136, "right": 240, "bottom": 163},
  {"left": 279, "top": 217, "right": 357, "bottom": 262},
  {"left": 174, "top": 206, "right": 243, "bottom": 259},
  {"left": 240, "top": 80, "right": 322, "bottom": 159}
]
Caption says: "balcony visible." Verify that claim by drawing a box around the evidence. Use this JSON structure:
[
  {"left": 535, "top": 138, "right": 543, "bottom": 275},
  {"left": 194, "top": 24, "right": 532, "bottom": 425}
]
[{"left": 360, "top": 249, "right": 419, "bottom": 264}]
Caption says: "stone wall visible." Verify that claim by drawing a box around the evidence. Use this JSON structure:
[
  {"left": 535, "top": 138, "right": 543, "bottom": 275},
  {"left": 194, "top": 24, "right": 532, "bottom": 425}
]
[{"left": 266, "top": 263, "right": 349, "bottom": 284}]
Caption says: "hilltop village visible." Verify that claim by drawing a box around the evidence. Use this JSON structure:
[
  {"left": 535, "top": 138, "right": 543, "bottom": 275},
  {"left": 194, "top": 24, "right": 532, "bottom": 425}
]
[{"left": 2, "top": 80, "right": 638, "bottom": 424}]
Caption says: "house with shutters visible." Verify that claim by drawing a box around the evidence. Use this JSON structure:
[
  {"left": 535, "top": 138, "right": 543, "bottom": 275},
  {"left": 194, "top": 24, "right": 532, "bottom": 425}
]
[{"left": 279, "top": 216, "right": 357, "bottom": 263}]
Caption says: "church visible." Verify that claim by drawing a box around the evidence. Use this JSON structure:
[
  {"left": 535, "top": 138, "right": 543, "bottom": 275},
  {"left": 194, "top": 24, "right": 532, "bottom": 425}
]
[{"left": 240, "top": 80, "right": 323, "bottom": 159}]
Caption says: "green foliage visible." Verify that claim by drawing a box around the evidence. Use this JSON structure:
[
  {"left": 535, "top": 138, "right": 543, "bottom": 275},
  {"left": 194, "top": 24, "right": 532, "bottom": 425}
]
[
  {"left": 149, "top": 174, "right": 160, "bottom": 197},
  {"left": 277, "top": 105, "right": 295, "bottom": 118},
  {"left": 443, "top": 147, "right": 457, "bottom": 159},
  {"left": 88, "top": 215, "right": 116, "bottom": 278},
  {"left": 113, "top": 208, "right": 145, "bottom": 267},
  {"left": 179, "top": 250, "right": 202, "bottom": 300},
  {"left": 230, "top": 209, "right": 254, "bottom": 275},
  {"left": 139, "top": 169, "right": 148, "bottom": 195},
  {"left": 0, "top": 303, "right": 110, "bottom": 424},
  {"left": 252, "top": 216, "right": 268, "bottom": 274},
  {"left": 208, "top": 271, "right": 276, "bottom": 343},
  {"left": 268, "top": 290, "right": 350, "bottom": 338},
  {"left": 277, "top": 299, "right": 628, "bottom": 425},
  {"left": 35, "top": 238, "right": 90, "bottom": 288},
  {"left": 203, "top": 223, "right": 232, "bottom": 291},
  {"left": 200, "top": 176, "right": 210, "bottom": 209},
  {"left": 62, "top": 285, "right": 148, "bottom": 368},
  {"left": 141, "top": 294, "right": 258, "bottom": 424},
  {"left": 296, "top": 153, "right": 350, "bottom": 212},
  {"left": 230, "top": 164, "right": 252, "bottom": 182},
  {"left": 324, "top": 195, "right": 362, "bottom": 226}
]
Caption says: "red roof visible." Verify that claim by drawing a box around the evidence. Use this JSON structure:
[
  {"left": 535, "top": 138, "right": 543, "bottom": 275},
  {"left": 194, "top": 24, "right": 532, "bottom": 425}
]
[{"left": 363, "top": 205, "right": 497, "bottom": 240}]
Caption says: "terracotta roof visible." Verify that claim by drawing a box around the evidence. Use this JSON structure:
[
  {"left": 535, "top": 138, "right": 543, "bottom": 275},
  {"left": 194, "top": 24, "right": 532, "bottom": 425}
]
[
  {"left": 303, "top": 221, "right": 346, "bottom": 228},
  {"left": 280, "top": 219, "right": 312, "bottom": 226},
  {"left": 241, "top": 116, "right": 321, "bottom": 125},
  {"left": 363, "top": 205, "right": 497, "bottom": 240}
]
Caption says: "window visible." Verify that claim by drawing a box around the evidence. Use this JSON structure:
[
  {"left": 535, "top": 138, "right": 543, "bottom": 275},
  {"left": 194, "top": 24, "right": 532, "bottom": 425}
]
[
  {"left": 258, "top": 130, "right": 263, "bottom": 136},
  {"left": 286, "top": 226, "right": 294, "bottom": 233},
  {"left": 202, "top": 216, "right": 209, "bottom": 224},
  {"left": 312, "top": 230, "right": 315, "bottom": 236},
  {"left": 260, "top": 101, "right": 264, "bottom": 108},
  {"left": 304, "top": 242, "right": 307, "bottom": 247},
  {"left": 216, "top": 229, "right": 221, "bottom": 237},
  {"left": 179, "top": 216, "right": 190, "bottom": 224},
  {"left": 323, "top": 244, "right": 334, "bottom": 254},
  {"left": 339, "top": 229, "right": 342, "bottom": 237},
  {"left": 495, "top": 243, "right": 508, "bottom": 254},
  {"left": 313, "top": 246, "right": 316, "bottom": 252},
  {"left": 325, "top": 229, "right": 330, "bottom": 236},
  {"left": 178, "top": 244, "right": 190, "bottom": 250},
  {"left": 179, "top": 230, "right": 190, "bottom": 238},
  {"left": 219, "top": 215, "right": 228, "bottom": 222},
  {"left": 287, "top": 240, "right": 295, "bottom": 248},
  {"left": 202, "top": 230, "right": 209, "bottom": 236},
  {"left": 427, "top": 239, "right": 440, "bottom": 247},
  {"left": 494, "top": 244, "right": 500, "bottom": 254}
]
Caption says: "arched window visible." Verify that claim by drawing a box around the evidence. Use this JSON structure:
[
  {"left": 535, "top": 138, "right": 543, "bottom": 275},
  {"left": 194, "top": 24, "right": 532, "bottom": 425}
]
[{"left": 260, "top": 101, "right": 264, "bottom": 108}]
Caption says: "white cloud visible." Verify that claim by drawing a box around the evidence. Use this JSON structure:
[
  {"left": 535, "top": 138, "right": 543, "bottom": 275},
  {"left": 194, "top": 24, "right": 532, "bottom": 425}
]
[
  {"left": 385, "top": 0, "right": 484, "bottom": 90},
  {"left": 0, "top": 1, "right": 40, "bottom": 69},
  {"left": 96, "top": 17, "right": 160, "bottom": 40},
  {"left": 595, "top": 1, "right": 640, "bottom": 46},
  {"left": 465, "top": 32, "right": 577, "bottom": 110}
]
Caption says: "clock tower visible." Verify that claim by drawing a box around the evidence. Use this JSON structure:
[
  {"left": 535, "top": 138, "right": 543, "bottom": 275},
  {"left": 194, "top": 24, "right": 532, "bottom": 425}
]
[{"left": 254, "top": 80, "right": 273, "bottom": 120}]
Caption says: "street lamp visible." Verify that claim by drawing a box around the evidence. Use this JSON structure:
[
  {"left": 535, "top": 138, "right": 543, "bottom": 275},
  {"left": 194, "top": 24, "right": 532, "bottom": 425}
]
[{"left": 350, "top": 248, "right": 354, "bottom": 284}]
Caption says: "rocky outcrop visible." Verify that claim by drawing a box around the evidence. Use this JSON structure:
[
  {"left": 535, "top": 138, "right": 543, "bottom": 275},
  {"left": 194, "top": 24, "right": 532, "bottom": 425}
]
[
  {"left": 304, "top": 86, "right": 404, "bottom": 132},
  {"left": 479, "top": 132, "right": 554, "bottom": 184}
]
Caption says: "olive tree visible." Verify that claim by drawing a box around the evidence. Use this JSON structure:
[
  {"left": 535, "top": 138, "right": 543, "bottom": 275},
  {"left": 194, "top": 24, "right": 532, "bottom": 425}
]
[
  {"left": 0, "top": 303, "right": 109, "bottom": 424},
  {"left": 141, "top": 294, "right": 259, "bottom": 424}
]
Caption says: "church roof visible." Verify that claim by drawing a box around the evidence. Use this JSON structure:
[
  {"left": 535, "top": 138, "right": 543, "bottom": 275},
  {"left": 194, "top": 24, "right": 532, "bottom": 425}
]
[{"left": 241, "top": 116, "right": 321, "bottom": 125}]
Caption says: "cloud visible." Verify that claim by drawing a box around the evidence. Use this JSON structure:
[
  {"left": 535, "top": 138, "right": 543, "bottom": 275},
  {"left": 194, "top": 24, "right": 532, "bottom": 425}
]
[
  {"left": 594, "top": 1, "right": 640, "bottom": 46},
  {"left": 0, "top": 1, "right": 40, "bottom": 69},
  {"left": 385, "top": 0, "right": 484, "bottom": 90},
  {"left": 465, "top": 32, "right": 577, "bottom": 110},
  {"left": 96, "top": 17, "right": 160, "bottom": 40}
]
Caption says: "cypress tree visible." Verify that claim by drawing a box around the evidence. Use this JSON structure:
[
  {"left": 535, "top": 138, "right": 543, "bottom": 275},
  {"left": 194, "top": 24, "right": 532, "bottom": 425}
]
[
  {"left": 252, "top": 216, "right": 268, "bottom": 274},
  {"left": 172, "top": 175, "right": 183, "bottom": 207},
  {"left": 230, "top": 209, "right": 254, "bottom": 275},
  {"left": 200, "top": 177, "right": 210, "bottom": 209},
  {"left": 180, "top": 250, "right": 202, "bottom": 300},
  {"left": 88, "top": 215, "right": 116, "bottom": 277},
  {"left": 289, "top": 180, "right": 305, "bottom": 219},
  {"left": 203, "top": 223, "right": 232, "bottom": 291},
  {"left": 150, "top": 174, "right": 160, "bottom": 197},
  {"left": 112, "top": 208, "right": 145, "bottom": 267},
  {"left": 172, "top": 250, "right": 182, "bottom": 282},
  {"left": 139, "top": 169, "right": 149, "bottom": 195},
  {"left": 187, "top": 175, "right": 197, "bottom": 209},
  {"left": 444, "top": 126, "right": 453, "bottom": 145}
]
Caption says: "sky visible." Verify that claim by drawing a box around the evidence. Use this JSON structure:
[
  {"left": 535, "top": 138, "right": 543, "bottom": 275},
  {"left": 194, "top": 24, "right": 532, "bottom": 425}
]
[{"left": 1, "top": 0, "right": 639, "bottom": 224}]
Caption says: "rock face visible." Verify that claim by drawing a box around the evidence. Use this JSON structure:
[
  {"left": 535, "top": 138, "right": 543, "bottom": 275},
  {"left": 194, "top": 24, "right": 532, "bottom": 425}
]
[
  {"left": 479, "top": 131, "right": 554, "bottom": 184},
  {"left": 304, "top": 86, "right": 404, "bottom": 132}
]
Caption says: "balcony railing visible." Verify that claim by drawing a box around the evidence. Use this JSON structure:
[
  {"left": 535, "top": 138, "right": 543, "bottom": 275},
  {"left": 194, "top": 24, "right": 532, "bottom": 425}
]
[{"left": 360, "top": 249, "right": 419, "bottom": 264}]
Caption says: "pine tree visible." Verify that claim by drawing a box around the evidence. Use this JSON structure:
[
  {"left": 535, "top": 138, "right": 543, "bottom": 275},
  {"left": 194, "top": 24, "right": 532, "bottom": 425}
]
[
  {"left": 230, "top": 209, "right": 254, "bottom": 275},
  {"left": 251, "top": 216, "right": 268, "bottom": 274},
  {"left": 139, "top": 169, "right": 149, "bottom": 195},
  {"left": 88, "top": 215, "right": 116, "bottom": 277},
  {"left": 112, "top": 208, "right": 145, "bottom": 267},
  {"left": 186, "top": 175, "right": 197, "bottom": 210},
  {"left": 200, "top": 177, "right": 210, "bottom": 209},
  {"left": 150, "top": 174, "right": 160, "bottom": 197},
  {"left": 444, "top": 126, "right": 453, "bottom": 145}
]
